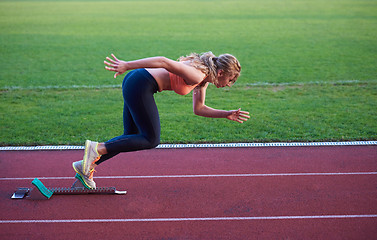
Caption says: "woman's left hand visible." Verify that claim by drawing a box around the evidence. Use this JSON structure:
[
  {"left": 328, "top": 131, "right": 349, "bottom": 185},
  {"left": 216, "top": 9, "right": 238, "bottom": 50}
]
[
  {"left": 226, "top": 108, "right": 250, "bottom": 123},
  {"left": 104, "top": 54, "right": 128, "bottom": 78}
]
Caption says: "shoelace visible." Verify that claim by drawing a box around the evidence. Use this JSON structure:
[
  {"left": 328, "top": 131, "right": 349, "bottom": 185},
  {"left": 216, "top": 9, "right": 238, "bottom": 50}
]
[
  {"left": 94, "top": 156, "right": 101, "bottom": 163},
  {"left": 88, "top": 156, "right": 101, "bottom": 180},
  {"left": 85, "top": 155, "right": 101, "bottom": 180},
  {"left": 88, "top": 168, "right": 96, "bottom": 180}
]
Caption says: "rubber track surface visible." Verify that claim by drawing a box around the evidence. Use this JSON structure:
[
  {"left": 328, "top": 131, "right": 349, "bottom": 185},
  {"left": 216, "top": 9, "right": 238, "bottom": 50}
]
[{"left": 1, "top": 146, "right": 376, "bottom": 239}]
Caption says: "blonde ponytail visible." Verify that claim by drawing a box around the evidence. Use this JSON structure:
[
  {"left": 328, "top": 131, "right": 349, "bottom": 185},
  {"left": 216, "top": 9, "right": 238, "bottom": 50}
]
[{"left": 179, "top": 51, "right": 241, "bottom": 85}]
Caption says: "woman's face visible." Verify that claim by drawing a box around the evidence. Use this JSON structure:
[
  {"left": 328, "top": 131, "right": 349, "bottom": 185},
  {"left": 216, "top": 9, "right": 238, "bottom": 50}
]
[{"left": 216, "top": 70, "right": 236, "bottom": 88}]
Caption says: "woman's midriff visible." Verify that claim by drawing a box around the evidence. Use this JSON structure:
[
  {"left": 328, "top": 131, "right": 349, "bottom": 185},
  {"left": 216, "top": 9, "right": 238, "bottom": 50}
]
[{"left": 145, "top": 68, "right": 171, "bottom": 92}]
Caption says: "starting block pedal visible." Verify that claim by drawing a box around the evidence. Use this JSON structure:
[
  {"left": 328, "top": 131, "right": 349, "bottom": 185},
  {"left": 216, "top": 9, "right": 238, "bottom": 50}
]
[{"left": 11, "top": 174, "right": 127, "bottom": 200}]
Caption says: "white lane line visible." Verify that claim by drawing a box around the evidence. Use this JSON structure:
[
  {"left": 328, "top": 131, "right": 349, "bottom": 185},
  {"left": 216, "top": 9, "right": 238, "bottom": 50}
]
[
  {"left": 242, "top": 79, "right": 376, "bottom": 87},
  {"left": 2, "top": 79, "right": 376, "bottom": 91},
  {"left": 1, "top": 141, "right": 376, "bottom": 151},
  {"left": 1, "top": 214, "right": 377, "bottom": 224},
  {"left": 1, "top": 172, "right": 376, "bottom": 181},
  {"left": 1, "top": 84, "right": 121, "bottom": 91}
]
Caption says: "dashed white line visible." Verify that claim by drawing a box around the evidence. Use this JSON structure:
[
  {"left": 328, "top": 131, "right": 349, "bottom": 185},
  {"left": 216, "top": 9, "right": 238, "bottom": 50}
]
[
  {"left": 1, "top": 214, "right": 377, "bottom": 224},
  {"left": 1, "top": 172, "right": 376, "bottom": 181},
  {"left": 0, "top": 141, "right": 376, "bottom": 151}
]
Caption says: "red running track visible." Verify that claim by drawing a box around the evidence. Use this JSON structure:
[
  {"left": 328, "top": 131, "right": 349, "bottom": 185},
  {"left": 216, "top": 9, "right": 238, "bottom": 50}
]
[{"left": 0, "top": 145, "right": 376, "bottom": 239}]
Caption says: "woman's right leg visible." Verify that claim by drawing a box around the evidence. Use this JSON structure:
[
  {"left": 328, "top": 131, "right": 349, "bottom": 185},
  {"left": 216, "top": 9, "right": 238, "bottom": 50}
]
[
  {"left": 95, "top": 68, "right": 160, "bottom": 165},
  {"left": 73, "top": 69, "right": 160, "bottom": 187},
  {"left": 93, "top": 101, "right": 137, "bottom": 163},
  {"left": 72, "top": 102, "right": 135, "bottom": 188}
]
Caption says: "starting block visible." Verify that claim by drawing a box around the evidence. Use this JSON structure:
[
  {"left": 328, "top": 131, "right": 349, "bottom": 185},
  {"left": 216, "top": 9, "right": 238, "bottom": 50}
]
[{"left": 11, "top": 174, "right": 127, "bottom": 200}]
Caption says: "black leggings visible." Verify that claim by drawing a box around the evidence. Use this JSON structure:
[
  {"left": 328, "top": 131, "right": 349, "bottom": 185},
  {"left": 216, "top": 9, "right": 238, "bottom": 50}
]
[{"left": 96, "top": 69, "right": 160, "bottom": 165}]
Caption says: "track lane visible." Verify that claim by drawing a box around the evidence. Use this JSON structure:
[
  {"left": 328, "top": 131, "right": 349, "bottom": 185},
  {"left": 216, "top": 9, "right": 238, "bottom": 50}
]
[
  {"left": 1, "top": 218, "right": 377, "bottom": 240},
  {"left": 1, "top": 174, "right": 377, "bottom": 220},
  {"left": 1, "top": 146, "right": 376, "bottom": 178}
]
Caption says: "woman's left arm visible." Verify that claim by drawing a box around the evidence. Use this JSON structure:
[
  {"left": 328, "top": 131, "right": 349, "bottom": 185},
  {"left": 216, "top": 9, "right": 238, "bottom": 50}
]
[
  {"left": 104, "top": 54, "right": 204, "bottom": 83},
  {"left": 192, "top": 84, "right": 250, "bottom": 123}
]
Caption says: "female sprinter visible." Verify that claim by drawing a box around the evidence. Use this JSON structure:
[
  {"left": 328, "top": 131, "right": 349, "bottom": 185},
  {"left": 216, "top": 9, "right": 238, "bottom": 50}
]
[{"left": 72, "top": 52, "right": 250, "bottom": 188}]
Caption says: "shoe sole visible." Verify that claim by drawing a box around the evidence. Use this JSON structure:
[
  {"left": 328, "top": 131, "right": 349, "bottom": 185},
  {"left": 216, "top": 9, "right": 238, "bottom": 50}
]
[
  {"left": 74, "top": 173, "right": 94, "bottom": 190},
  {"left": 72, "top": 162, "right": 93, "bottom": 189}
]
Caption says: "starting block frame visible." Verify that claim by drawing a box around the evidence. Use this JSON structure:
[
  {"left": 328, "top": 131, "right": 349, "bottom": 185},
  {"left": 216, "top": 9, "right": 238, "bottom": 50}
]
[{"left": 11, "top": 174, "right": 127, "bottom": 200}]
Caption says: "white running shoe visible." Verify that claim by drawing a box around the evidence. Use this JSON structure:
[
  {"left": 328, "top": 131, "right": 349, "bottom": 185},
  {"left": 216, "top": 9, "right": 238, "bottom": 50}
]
[
  {"left": 72, "top": 160, "right": 96, "bottom": 189},
  {"left": 82, "top": 140, "right": 101, "bottom": 175}
]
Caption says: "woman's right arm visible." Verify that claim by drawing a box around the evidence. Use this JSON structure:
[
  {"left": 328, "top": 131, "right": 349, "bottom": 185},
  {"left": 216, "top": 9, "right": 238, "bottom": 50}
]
[
  {"left": 104, "top": 54, "right": 205, "bottom": 84},
  {"left": 193, "top": 83, "right": 250, "bottom": 123}
]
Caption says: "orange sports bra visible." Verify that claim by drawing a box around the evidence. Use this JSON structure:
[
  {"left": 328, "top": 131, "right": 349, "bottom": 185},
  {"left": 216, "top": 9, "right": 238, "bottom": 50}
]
[{"left": 168, "top": 72, "right": 201, "bottom": 95}]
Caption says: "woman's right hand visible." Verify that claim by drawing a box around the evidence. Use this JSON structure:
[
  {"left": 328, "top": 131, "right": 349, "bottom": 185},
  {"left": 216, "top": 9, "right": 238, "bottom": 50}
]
[
  {"left": 226, "top": 108, "right": 250, "bottom": 123},
  {"left": 104, "top": 54, "right": 128, "bottom": 78}
]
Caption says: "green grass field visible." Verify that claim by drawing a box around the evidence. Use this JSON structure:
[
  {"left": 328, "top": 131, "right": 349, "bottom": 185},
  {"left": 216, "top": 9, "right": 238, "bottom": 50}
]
[{"left": 1, "top": 0, "right": 376, "bottom": 145}]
